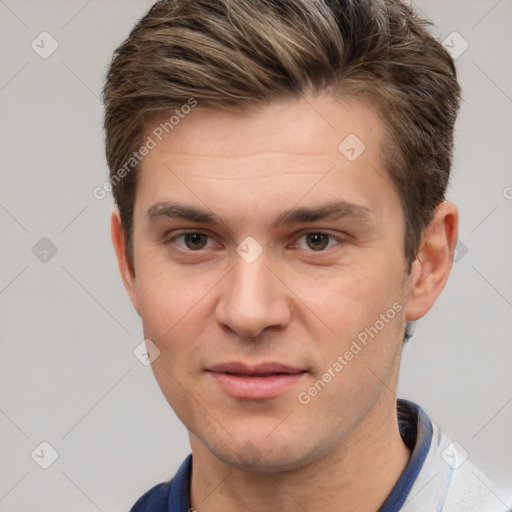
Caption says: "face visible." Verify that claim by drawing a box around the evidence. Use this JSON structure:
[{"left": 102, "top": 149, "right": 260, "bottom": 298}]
[{"left": 114, "top": 94, "right": 437, "bottom": 472}]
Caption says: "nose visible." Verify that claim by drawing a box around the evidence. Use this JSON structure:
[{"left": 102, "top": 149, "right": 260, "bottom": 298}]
[{"left": 215, "top": 253, "right": 292, "bottom": 338}]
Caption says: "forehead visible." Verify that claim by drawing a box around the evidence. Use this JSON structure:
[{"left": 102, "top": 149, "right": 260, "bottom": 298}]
[
  {"left": 135, "top": 94, "right": 397, "bottom": 228},
  {"left": 143, "top": 94, "right": 383, "bottom": 164}
]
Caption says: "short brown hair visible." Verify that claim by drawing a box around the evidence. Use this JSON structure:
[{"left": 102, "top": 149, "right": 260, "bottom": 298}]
[{"left": 102, "top": 0, "right": 461, "bottom": 270}]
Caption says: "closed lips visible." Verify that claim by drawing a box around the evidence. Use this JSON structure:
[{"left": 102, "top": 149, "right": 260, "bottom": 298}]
[
  {"left": 224, "top": 371, "right": 305, "bottom": 377},
  {"left": 207, "top": 362, "right": 306, "bottom": 376}
]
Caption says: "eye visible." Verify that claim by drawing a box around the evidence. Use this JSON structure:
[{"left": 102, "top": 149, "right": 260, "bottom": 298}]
[
  {"left": 296, "top": 232, "right": 340, "bottom": 251},
  {"left": 171, "top": 232, "right": 214, "bottom": 251}
]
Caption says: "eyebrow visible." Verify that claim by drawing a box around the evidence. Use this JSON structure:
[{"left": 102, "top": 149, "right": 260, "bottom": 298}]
[
  {"left": 147, "top": 201, "right": 220, "bottom": 224},
  {"left": 146, "top": 200, "right": 372, "bottom": 229},
  {"left": 273, "top": 201, "right": 372, "bottom": 227}
]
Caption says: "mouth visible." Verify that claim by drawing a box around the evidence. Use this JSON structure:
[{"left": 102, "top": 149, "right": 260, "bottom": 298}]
[{"left": 206, "top": 362, "right": 308, "bottom": 399}]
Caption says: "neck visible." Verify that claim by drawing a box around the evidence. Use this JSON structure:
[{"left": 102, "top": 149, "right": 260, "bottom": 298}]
[{"left": 189, "top": 399, "right": 411, "bottom": 512}]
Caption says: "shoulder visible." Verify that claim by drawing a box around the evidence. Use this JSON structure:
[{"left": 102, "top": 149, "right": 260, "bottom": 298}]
[
  {"left": 130, "top": 480, "right": 171, "bottom": 512},
  {"left": 403, "top": 423, "right": 511, "bottom": 512},
  {"left": 129, "top": 454, "right": 193, "bottom": 512}
]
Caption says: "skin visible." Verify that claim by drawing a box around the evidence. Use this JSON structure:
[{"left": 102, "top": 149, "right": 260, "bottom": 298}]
[{"left": 112, "top": 93, "right": 458, "bottom": 512}]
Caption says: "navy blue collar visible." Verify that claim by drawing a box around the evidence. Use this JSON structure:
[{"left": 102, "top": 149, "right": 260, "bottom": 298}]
[
  {"left": 130, "top": 399, "right": 432, "bottom": 512},
  {"left": 377, "top": 399, "right": 433, "bottom": 511}
]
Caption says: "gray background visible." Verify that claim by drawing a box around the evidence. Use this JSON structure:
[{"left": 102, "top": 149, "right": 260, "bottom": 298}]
[{"left": 0, "top": 1, "right": 511, "bottom": 510}]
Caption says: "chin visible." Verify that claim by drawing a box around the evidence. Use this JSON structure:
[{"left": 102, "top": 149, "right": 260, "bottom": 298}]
[{"left": 204, "top": 430, "right": 321, "bottom": 474}]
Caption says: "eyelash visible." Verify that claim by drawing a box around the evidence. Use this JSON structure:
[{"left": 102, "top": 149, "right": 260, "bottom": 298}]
[{"left": 164, "top": 230, "right": 343, "bottom": 253}]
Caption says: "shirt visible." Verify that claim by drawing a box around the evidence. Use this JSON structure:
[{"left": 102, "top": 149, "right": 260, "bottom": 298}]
[{"left": 130, "top": 399, "right": 511, "bottom": 511}]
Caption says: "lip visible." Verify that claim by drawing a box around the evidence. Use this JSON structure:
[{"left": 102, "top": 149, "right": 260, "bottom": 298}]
[
  {"left": 209, "top": 361, "right": 305, "bottom": 375},
  {"left": 206, "top": 361, "right": 307, "bottom": 399}
]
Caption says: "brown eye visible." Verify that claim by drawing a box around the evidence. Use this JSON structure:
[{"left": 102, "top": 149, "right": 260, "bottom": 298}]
[
  {"left": 305, "top": 233, "right": 331, "bottom": 251},
  {"left": 183, "top": 233, "right": 209, "bottom": 250}
]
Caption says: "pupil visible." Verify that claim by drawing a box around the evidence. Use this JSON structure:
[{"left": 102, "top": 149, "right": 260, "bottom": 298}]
[
  {"left": 185, "top": 233, "right": 206, "bottom": 249},
  {"left": 307, "top": 233, "right": 328, "bottom": 250}
]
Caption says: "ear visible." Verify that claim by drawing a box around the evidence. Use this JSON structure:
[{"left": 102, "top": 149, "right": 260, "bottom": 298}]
[
  {"left": 405, "top": 201, "right": 459, "bottom": 322},
  {"left": 111, "top": 208, "right": 140, "bottom": 315}
]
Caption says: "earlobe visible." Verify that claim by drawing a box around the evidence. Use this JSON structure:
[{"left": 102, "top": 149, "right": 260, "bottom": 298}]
[
  {"left": 405, "top": 202, "right": 459, "bottom": 322},
  {"left": 111, "top": 208, "right": 140, "bottom": 315}
]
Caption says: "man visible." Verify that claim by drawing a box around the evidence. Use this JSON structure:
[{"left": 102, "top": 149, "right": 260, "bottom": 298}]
[{"left": 102, "top": 0, "right": 510, "bottom": 510}]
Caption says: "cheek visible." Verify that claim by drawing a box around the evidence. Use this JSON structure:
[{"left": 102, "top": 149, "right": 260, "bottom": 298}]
[
  {"left": 290, "top": 261, "right": 403, "bottom": 342},
  {"left": 291, "top": 261, "right": 406, "bottom": 405},
  {"left": 134, "top": 268, "right": 214, "bottom": 425},
  {"left": 134, "top": 263, "right": 215, "bottom": 355}
]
